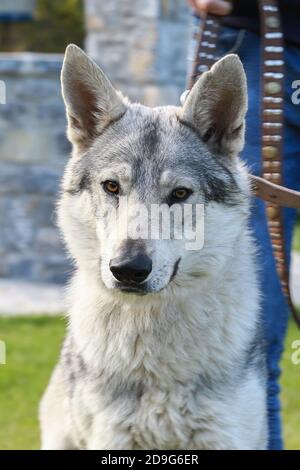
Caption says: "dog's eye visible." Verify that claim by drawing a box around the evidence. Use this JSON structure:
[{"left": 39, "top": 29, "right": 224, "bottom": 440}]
[
  {"left": 171, "top": 188, "right": 192, "bottom": 201},
  {"left": 103, "top": 180, "right": 119, "bottom": 195}
]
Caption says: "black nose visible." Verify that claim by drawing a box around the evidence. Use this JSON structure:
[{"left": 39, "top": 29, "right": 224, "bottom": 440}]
[{"left": 109, "top": 254, "right": 152, "bottom": 284}]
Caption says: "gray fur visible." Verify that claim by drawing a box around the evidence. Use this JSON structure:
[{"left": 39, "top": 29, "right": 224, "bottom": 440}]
[
  {"left": 40, "top": 45, "right": 267, "bottom": 450},
  {"left": 64, "top": 105, "right": 243, "bottom": 206}
]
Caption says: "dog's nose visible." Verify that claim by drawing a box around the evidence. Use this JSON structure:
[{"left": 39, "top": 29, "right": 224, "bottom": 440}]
[{"left": 109, "top": 254, "right": 152, "bottom": 284}]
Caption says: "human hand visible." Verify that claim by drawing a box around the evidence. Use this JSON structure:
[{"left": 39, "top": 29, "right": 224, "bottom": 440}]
[{"left": 187, "top": 0, "right": 232, "bottom": 16}]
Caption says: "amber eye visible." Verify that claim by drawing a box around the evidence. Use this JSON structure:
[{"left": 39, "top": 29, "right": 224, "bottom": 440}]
[
  {"left": 171, "top": 187, "right": 192, "bottom": 201},
  {"left": 103, "top": 180, "right": 119, "bottom": 195}
]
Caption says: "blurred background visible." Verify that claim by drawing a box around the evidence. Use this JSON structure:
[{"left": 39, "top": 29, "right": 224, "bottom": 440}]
[{"left": 0, "top": 0, "right": 299, "bottom": 450}]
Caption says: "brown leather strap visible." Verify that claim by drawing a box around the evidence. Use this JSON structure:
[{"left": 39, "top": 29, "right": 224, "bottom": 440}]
[
  {"left": 188, "top": 1, "right": 300, "bottom": 327},
  {"left": 259, "top": 0, "right": 300, "bottom": 328},
  {"left": 251, "top": 175, "right": 300, "bottom": 209}
]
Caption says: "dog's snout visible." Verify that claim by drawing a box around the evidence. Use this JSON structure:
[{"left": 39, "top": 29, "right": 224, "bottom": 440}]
[{"left": 109, "top": 254, "right": 152, "bottom": 284}]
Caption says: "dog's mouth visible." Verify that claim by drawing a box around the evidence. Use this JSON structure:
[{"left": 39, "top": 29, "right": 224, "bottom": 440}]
[
  {"left": 117, "top": 284, "right": 148, "bottom": 296},
  {"left": 113, "top": 258, "right": 181, "bottom": 295},
  {"left": 170, "top": 257, "right": 181, "bottom": 282}
]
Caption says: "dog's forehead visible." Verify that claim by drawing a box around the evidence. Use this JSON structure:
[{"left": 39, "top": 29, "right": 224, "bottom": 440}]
[
  {"left": 67, "top": 103, "right": 241, "bottom": 205},
  {"left": 89, "top": 104, "right": 208, "bottom": 177}
]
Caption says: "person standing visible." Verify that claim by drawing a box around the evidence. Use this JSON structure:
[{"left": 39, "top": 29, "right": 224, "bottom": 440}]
[{"left": 187, "top": 0, "right": 300, "bottom": 450}]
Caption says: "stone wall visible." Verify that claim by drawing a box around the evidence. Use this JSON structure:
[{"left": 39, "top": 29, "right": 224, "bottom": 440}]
[
  {"left": 85, "top": 0, "right": 190, "bottom": 105},
  {"left": 0, "top": 0, "right": 191, "bottom": 284},
  {"left": 0, "top": 54, "right": 71, "bottom": 283}
]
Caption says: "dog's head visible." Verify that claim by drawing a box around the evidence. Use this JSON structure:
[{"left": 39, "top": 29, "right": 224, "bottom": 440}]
[{"left": 58, "top": 44, "right": 250, "bottom": 296}]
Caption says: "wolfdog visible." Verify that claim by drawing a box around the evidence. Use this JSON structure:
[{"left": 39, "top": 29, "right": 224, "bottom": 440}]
[{"left": 39, "top": 44, "right": 267, "bottom": 450}]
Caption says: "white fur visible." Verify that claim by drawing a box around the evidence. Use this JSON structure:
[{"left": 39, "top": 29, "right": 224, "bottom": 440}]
[
  {"left": 39, "top": 48, "right": 267, "bottom": 450},
  {"left": 40, "top": 176, "right": 267, "bottom": 449}
]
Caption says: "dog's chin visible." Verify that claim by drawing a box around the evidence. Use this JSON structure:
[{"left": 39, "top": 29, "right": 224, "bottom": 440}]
[
  {"left": 101, "top": 278, "right": 169, "bottom": 296},
  {"left": 119, "top": 287, "right": 148, "bottom": 296},
  {"left": 112, "top": 282, "right": 160, "bottom": 296}
]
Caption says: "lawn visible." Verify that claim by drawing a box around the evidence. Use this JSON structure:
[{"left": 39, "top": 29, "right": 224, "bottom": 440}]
[
  {"left": 0, "top": 315, "right": 300, "bottom": 450},
  {"left": 280, "top": 318, "right": 300, "bottom": 450},
  {"left": 0, "top": 316, "right": 65, "bottom": 450},
  {"left": 293, "top": 218, "right": 300, "bottom": 252}
]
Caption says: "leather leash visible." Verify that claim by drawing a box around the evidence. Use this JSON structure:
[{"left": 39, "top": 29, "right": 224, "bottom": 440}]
[{"left": 187, "top": 0, "right": 300, "bottom": 327}]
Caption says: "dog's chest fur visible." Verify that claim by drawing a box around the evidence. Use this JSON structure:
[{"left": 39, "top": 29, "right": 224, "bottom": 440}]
[{"left": 60, "top": 247, "right": 266, "bottom": 450}]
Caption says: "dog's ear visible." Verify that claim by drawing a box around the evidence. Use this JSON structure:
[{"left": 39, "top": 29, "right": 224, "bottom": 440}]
[
  {"left": 180, "top": 54, "right": 247, "bottom": 157},
  {"left": 61, "top": 44, "right": 127, "bottom": 153}
]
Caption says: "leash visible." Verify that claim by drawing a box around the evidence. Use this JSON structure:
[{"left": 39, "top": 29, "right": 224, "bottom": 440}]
[{"left": 187, "top": 0, "right": 300, "bottom": 327}]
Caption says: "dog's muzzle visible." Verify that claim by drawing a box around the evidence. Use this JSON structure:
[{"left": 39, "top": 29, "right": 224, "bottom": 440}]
[{"left": 109, "top": 253, "right": 152, "bottom": 292}]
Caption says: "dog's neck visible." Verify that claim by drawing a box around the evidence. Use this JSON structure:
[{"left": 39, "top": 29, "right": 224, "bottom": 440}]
[{"left": 66, "top": 230, "right": 259, "bottom": 385}]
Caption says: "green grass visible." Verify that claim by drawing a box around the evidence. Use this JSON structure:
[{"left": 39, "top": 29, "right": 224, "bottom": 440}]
[
  {"left": 0, "top": 315, "right": 300, "bottom": 449},
  {"left": 281, "top": 319, "right": 300, "bottom": 450},
  {"left": 293, "top": 218, "right": 300, "bottom": 252},
  {"left": 0, "top": 316, "right": 65, "bottom": 450}
]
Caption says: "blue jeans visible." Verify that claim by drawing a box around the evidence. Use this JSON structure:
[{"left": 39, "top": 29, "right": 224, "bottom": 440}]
[{"left": 190, "top": 21, "right": 300, "bottom": 449}]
